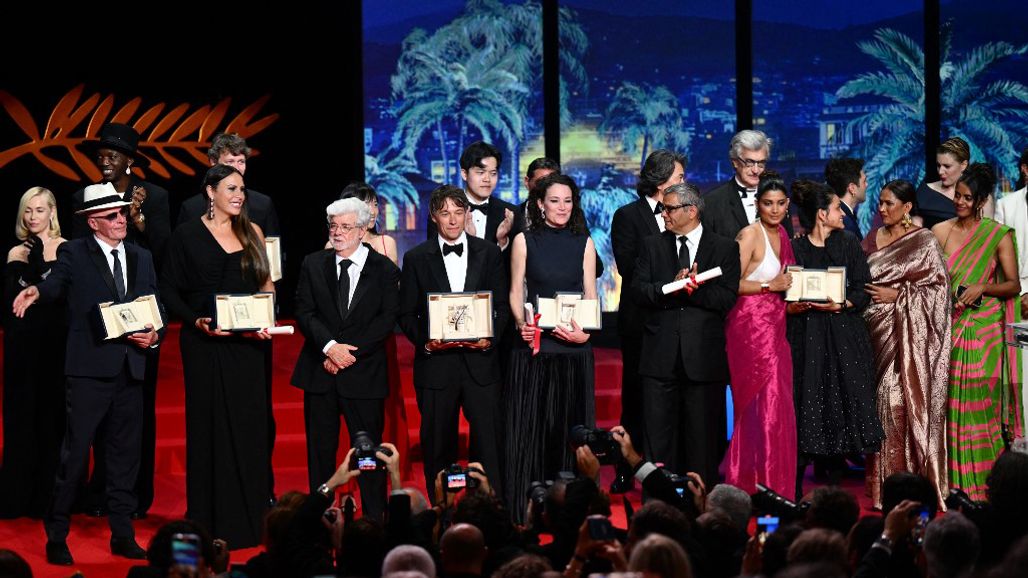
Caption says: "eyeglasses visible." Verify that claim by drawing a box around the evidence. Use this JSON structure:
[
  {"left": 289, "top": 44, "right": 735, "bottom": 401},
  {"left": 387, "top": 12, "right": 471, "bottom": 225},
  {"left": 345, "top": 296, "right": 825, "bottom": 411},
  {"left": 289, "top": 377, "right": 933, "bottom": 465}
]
[
  {"left": 328, "top": 223, "right": 361, "bottom": 234},
  {"left": 661, "top": 203, "right": 694, "bottom": 213},
  {"left": 95, "top": 208, "right": 129, "bottom": 221},
  {"left": 735, "top": 158, "right": 768, "bottom": 169}
]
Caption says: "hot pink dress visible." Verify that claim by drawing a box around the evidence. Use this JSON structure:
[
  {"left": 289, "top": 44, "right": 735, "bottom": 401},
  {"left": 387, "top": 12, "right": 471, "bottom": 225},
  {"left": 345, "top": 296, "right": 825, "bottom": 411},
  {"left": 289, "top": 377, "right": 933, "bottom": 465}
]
[{"left": 722, "top": 224, "right": 797, "bottom": 495}]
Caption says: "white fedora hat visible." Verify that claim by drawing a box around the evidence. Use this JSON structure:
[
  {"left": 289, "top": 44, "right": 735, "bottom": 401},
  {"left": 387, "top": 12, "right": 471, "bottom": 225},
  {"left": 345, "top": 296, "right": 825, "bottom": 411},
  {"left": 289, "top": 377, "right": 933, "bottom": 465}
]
[{"left": 76, "top": 182, "right": 132, "bottom": 214}]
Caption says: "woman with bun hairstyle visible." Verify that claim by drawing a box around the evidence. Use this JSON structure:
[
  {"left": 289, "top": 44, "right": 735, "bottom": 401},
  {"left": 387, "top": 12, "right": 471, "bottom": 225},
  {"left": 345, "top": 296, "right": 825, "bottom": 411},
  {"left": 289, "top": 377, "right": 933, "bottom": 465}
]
[
  {"left": 932, "top": 162, "right": 1024, "bottom": 501},
  {"left": 862, "top": 179, "right": 952, "bottom": 510},
  {"left": 786, "top": 179, "right": 883, "bottom": 498}
]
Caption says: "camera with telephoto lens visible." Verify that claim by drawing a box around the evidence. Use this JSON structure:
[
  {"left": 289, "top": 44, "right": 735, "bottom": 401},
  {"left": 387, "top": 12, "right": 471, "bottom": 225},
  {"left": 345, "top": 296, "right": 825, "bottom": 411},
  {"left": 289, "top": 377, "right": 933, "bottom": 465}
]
[
  {"left": 944, "top": 487, "right": 983, "bottom": 514},
  {"left": 527, "top": 471, "right": 577, "bottom": 530},
  {"left": 350, "top": 431, "right": 392, "bottom": 471},
  {"left": 751, "top": 483, "right": 811, "bottom": 524},
  {"left": 569, "top": 425, "right": 621, "bottom": 465},
  {"left": 444, "top": 463, "right": 484, "bottom": 492}
]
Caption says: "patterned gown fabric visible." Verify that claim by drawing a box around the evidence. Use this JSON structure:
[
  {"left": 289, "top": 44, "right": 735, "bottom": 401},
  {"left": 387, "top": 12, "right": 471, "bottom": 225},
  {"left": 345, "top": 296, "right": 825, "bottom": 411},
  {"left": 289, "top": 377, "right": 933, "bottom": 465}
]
[
  {"left": 862, "top": 228, "right": 952, "bottom": 509},
  {"left": 723, "top": 224, "right": 797, "bottom": 495},
  {"left": 946, "top": 218, "right": 1025, "bottom": 501}
]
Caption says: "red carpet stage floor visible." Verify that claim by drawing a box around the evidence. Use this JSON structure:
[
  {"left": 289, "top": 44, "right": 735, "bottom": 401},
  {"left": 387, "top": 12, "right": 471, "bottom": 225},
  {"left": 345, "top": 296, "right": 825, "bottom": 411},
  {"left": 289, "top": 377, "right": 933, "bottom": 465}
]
[{"left": 0, "top": 323, "right": 876, "bottom": 577}]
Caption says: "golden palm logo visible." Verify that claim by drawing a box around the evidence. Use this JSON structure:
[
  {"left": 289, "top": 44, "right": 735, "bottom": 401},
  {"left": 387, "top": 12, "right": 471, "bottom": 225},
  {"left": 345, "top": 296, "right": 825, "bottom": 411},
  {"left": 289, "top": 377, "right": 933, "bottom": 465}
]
[{"left": 0, "top": 84, "right": 278, "bottom": 181}]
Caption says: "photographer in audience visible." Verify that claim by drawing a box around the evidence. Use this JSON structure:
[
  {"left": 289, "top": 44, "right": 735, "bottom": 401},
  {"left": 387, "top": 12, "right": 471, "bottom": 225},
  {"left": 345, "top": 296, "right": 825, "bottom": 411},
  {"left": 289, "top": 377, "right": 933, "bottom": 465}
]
[{"left": 608, "top": 425, "right": 705, "bottom": 518}]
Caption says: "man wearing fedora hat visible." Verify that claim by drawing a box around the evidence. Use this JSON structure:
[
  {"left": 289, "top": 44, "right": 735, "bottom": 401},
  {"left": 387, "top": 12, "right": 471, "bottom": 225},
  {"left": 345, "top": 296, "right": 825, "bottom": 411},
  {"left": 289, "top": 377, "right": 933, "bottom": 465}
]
[
  {"left": 71, "top": 122, "right": 171, "bottom": 519},
  {"left": 13, "top": 182, "right": 165, "bottom": 565}
]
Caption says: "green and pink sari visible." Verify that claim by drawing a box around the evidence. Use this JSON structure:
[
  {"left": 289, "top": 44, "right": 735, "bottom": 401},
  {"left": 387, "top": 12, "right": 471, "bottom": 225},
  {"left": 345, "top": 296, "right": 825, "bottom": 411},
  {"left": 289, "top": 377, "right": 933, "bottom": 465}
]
[{"left": 947, "top": 218, "right": 1025, "bottom": 501}]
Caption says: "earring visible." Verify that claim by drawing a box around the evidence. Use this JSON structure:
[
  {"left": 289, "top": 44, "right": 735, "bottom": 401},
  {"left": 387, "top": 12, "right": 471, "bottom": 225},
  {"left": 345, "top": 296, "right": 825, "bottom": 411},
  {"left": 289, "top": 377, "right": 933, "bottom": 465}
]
[
  {"left": 207, "top": 198, "right": 214, "bottom": 220},
  {"left": 125, "top": 167, "right": 131, "bottom": 175},
  {"left": 976, "top": 205, "right": 983, "bottom": 219},
  {"left": 901, "top": 213, "right": 912, "bottom": 230}
]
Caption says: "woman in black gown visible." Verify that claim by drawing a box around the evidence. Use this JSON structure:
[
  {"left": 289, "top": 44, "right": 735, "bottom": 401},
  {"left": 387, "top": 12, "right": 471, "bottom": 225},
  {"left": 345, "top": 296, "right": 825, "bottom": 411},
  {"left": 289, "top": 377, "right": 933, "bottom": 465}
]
[
  {"left": 160, "top": 164, "right": 274, "bottom": 548},
  {"left": 0, "top": 187, "right": 67, "bottom": 518},
  {"left": 786, "top": 180, "right": 883, "bottom": 498},
  {"left": 504, "top": 173, "right": 598, "bottom": 518},
  {"left": 916, "top": 137, "right": 974, "bottom": 229}
]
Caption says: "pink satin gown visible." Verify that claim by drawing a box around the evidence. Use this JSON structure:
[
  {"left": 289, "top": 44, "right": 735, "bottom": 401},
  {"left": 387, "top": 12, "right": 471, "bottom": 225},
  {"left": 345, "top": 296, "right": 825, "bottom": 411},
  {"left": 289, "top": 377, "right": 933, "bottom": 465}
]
[{"left": 722, "top": 224, "right": 797, "bottom": 495}]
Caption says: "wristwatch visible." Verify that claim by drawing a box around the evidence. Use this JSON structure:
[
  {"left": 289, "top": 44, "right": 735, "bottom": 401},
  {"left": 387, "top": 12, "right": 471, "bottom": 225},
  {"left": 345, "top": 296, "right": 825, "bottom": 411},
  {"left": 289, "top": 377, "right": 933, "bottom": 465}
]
[
  {"left": 317, "top": 483, "right": 333, "bottom": 498},
  {"left": 760, "top": 282, "right": 770, "bottom": 294}
]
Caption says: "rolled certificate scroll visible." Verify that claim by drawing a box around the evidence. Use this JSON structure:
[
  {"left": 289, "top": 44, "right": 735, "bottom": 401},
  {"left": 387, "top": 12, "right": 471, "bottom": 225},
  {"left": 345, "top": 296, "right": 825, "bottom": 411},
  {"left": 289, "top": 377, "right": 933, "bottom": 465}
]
[
  {"left": 661, "top": 266, "right": 723, "bottom": 295},
  {"left": 264, "top": 325, "right": 295, "bottom": 335}
]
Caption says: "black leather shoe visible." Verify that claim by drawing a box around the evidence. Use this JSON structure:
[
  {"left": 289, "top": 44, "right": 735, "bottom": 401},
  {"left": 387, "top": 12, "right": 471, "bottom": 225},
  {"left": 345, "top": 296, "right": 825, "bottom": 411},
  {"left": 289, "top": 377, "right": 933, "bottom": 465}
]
[
  {"left": 46, "top": 541, "right": 74, "bottom": 566},
  {"left": 267, "top": 494, "right": 278, "bottom": 508},
  {"left": 111, "top": 537, "right": 146, "bottom": 559}
]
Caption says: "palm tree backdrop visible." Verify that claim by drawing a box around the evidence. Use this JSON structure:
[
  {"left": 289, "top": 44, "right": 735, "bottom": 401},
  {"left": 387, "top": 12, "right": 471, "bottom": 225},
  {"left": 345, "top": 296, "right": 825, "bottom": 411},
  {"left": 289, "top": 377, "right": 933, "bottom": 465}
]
[
  {"left": 599, "top": 82, "right": 693, "bottom": 172},
  {"left": 836, "top": 23, "right": 1028, "bottom": 232}
]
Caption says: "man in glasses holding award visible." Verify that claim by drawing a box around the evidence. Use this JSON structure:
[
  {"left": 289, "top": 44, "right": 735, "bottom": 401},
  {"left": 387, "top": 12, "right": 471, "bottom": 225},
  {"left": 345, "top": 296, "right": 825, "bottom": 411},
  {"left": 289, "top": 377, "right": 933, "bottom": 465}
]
[
  {"left": 12, "top": 182, "right": 164, "bottom": 565},
  {"left": 399, "top": 184, "right": 508, "bottom": 499},
  {"left": 632, "top": 182, "right": 741, "bottom": 490},
  {"left": 292, "top": 197, "right": 400, "bottom": 522}
]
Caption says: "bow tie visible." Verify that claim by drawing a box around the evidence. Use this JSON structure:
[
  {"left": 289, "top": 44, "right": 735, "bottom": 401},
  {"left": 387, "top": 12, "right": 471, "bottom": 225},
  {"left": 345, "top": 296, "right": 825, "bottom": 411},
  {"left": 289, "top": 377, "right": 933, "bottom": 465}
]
[
  {"left": 735, "top": 183, "right": 757, "bottom": 199},
  {"left": 468, "top": 202, "right": 489, "bottom": 214},
  {"left": 653, "top": 201, "right": 665, "bottom": 215},
  {"left": 443, "top": 243, "right": 464, "bottom": 257}
]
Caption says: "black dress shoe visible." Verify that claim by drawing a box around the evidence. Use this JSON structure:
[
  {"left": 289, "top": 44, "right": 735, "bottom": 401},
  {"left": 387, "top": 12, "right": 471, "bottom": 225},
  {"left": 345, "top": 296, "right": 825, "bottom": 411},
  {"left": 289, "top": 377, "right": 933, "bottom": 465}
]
[
  {"left": 46, "top": 541, "right": 74, "bottom": 565},
  {"left": 111, "top": 537, "right": 146, "bottom": 559}
]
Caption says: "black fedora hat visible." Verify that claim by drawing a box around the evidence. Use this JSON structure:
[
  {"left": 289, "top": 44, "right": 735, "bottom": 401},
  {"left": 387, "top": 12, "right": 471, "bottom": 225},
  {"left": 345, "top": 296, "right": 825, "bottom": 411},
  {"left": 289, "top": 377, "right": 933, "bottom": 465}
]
[{"left": 80, "top": 123, "right": 151, "bottom": 168}]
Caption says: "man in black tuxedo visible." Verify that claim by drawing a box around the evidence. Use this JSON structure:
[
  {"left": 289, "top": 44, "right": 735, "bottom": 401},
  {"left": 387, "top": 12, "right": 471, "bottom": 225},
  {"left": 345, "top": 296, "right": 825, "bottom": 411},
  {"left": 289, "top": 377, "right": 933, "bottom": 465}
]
[
  {"left": 632, "top": 183, "right": 740, "bottom": 488},
  {"left": 609, "top": 149, "right": 685, "bottom": 493},
  {"left": 427, "top": 141, "right": 524, "bottom": 252},
  {"left": 71, "top": 122, "right": 171, "bottom": 518},
  {"left": 14, "top": 183, "right": 164, "bottom": 565},
  {"left": 176, "top": 132, "right": 282, "bottom": 504},
  {"left": 400, "top": 185, "right": 508, "bottom": 498},
  {"left": 175, "top": 132, "right": 281, "bottom": 235},
  {"left": 703, "top": 129, "right": 791, "bottom": 239},
  {"left": 292, "top": 197, "right": 400, "bottom": 522},
  {"left": 824, "top": 157, "right": 866, "bottom": 240}
]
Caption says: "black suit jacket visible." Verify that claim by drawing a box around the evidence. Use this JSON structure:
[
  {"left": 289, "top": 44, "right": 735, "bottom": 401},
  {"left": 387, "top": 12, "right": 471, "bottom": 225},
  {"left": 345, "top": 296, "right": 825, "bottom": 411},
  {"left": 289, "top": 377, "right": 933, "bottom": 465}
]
[
  {"left": 631, "top": 229, "right": 740, "bottom": 382},
  {"left": 702, "top": 179, "right": 793, "bottom": 240},
  {"left": 72, "top": 177, "right": 172, "bottom": 265},
  {"left": 611, "top": 197, "right": 662, "bottom": 336},
  {"left": 291, "top": 248, "right": 400, "bottom": 399},
  {"left": 426, "top": 196, "right": 524, "bottom": 250},
  {"left": 176, "top": 189, "right": 281, "bottom": 237},
  {"left": 36, "top": 237, "right": 165, "bottom": 381},
  {"left": 840, "top": 201, "right": 863, "bottom": 240},
  {"left": 399, "top": 236, "right": 509, "bottom": 389}
]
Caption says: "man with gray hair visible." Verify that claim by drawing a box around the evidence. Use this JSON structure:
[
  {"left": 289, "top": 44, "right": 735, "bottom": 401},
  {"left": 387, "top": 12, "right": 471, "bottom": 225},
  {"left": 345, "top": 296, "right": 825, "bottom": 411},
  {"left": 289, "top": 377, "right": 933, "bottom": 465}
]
[
  {"left": 707, "top": 483, "right": 752, "bottom": 532},
  {"left": 632, "top": 182, "right": 740, "bottom": 486},
  {"left": 292, "top": 197, "right": 400, "bottom": 521},
  {"left": 383, "top": 544, "right": 437, "bottom": 578},
  {"left": 704, "top": 129, "right": 790, "bottom": 239}
]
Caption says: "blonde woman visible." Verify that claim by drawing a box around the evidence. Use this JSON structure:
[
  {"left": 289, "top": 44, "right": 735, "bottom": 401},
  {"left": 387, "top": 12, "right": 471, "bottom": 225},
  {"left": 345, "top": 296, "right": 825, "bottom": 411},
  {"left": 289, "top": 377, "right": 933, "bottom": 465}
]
[{"left": 0, "top": 187, "right": 67, "bottom": 518}]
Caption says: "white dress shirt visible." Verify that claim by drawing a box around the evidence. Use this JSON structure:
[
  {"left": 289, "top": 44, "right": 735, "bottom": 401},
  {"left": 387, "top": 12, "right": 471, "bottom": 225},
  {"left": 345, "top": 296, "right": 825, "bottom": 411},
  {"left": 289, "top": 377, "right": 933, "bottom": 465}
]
[
  {"left": 324, "top": 243, "right": 370, "bottom": 353},
  {"left": 439, "top": 232, "right": 469, "bottom": 292},
  {"left": 465, "top": 193, "right": 488, "bottom": 240},
  {"left": 735, "top": 177, "right": 758, "bottom": 225},
  {"left": 676, "top": 224, "right": 704, "bottom": 270},
  {"left": 94, "top": 235, "right": 128, "bottom": 292},
  {"left": 645, "top": 196, "right": 667, "bottom": 232}
]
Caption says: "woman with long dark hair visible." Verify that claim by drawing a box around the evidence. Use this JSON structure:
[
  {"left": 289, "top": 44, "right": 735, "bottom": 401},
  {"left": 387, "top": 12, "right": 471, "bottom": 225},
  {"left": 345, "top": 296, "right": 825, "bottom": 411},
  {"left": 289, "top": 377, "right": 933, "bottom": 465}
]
[
  {"left": 933, "top": 163, "right": 1024, "bottom": 501},
  {"left": 503, "top": 172, "right": 597, "bottom": 519},
  {"left": 723, "top": 174, "right": 797, "bottom": 496},
  {"left": 862, "top": 180, "right": 951, "bottom": 509},
  {"left": 787, "top": 180, "right": 883, "bottom": 498},
  {"left": 160, "top": 164, "right": 274, "bottom": 548}
]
